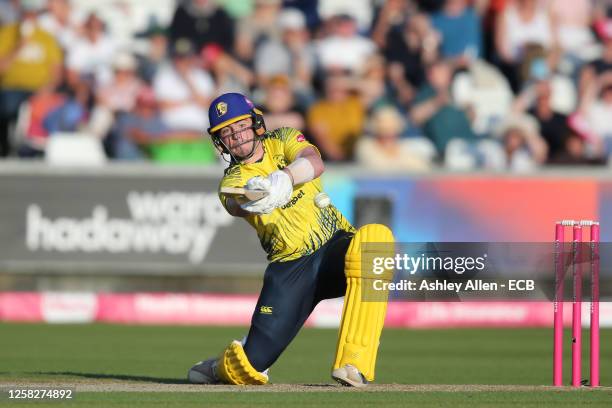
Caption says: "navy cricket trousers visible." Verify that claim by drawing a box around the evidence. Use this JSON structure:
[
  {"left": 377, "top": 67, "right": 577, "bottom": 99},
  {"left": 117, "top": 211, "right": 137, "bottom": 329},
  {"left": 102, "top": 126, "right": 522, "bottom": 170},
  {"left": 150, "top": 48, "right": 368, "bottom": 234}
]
[{"left": 243, "top": 229, "right": 353, "bottom": 372}]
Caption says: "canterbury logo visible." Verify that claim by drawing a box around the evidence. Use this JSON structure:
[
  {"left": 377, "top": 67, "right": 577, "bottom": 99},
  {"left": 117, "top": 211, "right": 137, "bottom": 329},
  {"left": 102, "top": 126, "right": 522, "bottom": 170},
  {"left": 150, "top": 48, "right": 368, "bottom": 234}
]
[
  {"left": 216, "top": 102, "right": 228, "bottom": 116},
  {"left": 260, "top": 306, "right": 273, "bottom": 314}
]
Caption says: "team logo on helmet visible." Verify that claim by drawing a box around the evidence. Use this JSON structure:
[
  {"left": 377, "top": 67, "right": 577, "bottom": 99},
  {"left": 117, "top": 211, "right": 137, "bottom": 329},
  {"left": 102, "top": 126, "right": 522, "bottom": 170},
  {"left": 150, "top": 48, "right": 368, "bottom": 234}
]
[{"left": 216, "top": 101, "right": 228, "bottom": 117}]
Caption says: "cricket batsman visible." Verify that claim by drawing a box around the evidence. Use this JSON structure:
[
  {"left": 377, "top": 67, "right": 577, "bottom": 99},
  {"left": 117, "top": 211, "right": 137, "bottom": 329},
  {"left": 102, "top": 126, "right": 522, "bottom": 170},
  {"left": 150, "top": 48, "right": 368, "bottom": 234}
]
[{"left": 187, "top": 92, "right": 394, "bottom": 387}]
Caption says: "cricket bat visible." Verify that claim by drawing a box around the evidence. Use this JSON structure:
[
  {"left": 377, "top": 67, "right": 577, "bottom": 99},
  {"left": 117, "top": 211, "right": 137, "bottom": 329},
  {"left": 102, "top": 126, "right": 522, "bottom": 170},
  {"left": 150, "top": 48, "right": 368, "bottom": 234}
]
[{"left": 220, "top": 186, "right": 269, "bottom": 201}]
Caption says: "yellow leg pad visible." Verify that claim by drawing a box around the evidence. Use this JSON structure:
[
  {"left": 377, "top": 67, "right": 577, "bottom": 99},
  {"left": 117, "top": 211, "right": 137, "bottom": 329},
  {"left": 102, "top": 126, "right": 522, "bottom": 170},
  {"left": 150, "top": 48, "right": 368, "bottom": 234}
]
[
  {"left": 333, "top": 224, "right": 394, "bottom": 382},
  {"left": 217, "top": 340, "right": 269, "bottom": 385}
]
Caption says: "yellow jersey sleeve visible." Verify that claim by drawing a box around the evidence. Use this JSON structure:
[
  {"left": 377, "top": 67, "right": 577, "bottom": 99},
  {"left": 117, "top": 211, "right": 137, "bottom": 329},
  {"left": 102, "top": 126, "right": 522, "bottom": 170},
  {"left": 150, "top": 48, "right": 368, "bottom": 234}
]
[
  {"left": 218, "top": 166, "right": 243, "bottom": 214},
  {"left": 276, "top": 127, "right": 319, "bottom": 162},
  {"left": 218, "top": 165, "right": 261, "bottom": 214}
]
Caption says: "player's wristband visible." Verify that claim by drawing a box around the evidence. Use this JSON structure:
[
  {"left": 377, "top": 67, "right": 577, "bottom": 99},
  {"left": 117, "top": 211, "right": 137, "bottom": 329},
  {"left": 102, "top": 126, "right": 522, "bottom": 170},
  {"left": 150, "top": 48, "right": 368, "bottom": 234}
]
[{"left": 285, "top": 157, "right": 315, "bottom": 185}]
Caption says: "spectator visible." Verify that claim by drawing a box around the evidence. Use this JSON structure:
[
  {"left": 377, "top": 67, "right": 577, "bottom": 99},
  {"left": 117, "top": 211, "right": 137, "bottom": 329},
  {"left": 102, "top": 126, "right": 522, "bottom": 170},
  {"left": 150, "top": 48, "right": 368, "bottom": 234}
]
[
  {"left": 410, "top": 60, "right": 477, "bottom": 155},
  {"left": 495, "top": 0, "right": 557, "bottom": 91},
  {"left": 385, "top": 13, "right": 439, "bottom": 107},
  {"left": 452, "top": 60, "right": 514, "bottom": 136},
  {"left": 580, "top": 20, "right": 612, "bottom": 100},
  {"left": 114, "top": 87, "right": 215, "bottom": 163},
  {"left": 306, "top": 72, "right": 365, "bottom": 161},
  {"left": 254, "top": 8, "right": 316, "bottom": 103},
  {"left": 42, "top": 81, "right": 88, "bottom": 135},
  {"left": 575, "top": 72, "right": 612, "bottom": 157},
  {"left": 169, "top": 0, "right": 235, "bottom": 54},
  {"left": 65, "top": 12, "right": 116, "bottom": 90},
  {"left": 0, "top": 0, "right": 62, "bottom": 156},
  {"left": 318, "top": 0, "right": 373, "bottom": 33},
  {"left": 134, "top": 22, "right": 168, "bottom": 85},
  {"left": 14, "top": 85, "right": 66, "bottom": 157},
  {"left": 97, "top": 53, "right": 143, "bottom": 114},
  {"left": 203, "top": 43, "right": 255, "bottom": 95},
  {"left": 235, "top": 0, "right": 283, "bottom": 63},
  {"left": 15, "top": 81, "right": 88, "bottom": 157},
  {"left": 259, "top": 75, "right": 305, "bottom": 131},
  {"left": 113, "top": 86, "right": 165, "bottom": 160},
  {"left": 517, "top": 50, "right": 576, "bottom": 114},
  {"left": 87, "top": 52, "right": 144, "bottom": 146},
  {"left": 548, "top": 0, "right": 595, "bottom": 62},
  {"left": 357, "top": 53, "right": 389, "bottom": 110},
  {"left": 513, "top": 79, "right": 570, "bottom": 162},
  {"left": 283, "top": 0, "right": 321, "bottom": 31},
  {"left": 153, "top": 38, "right": 215, "bottom": 132},
  {"left": 430, "top": 0, "right": 483, "bottom": 65},
  {"left": 37, "top": 0, "right": 80, "bottom": 50},
  {"left": 356, "top": 106, "right": 432, "bottom": 171},
  {"left": 547, "top": 129, "right": 606, "bottom": 165},
  {"left": 494, "top": 113, "right": 547, "bottom": 170},
  {"left": 371, "top": 0, "right": 418, "bottom": 49},
  {"left": 170, "top": 1, "right": 253, "bottom": 95},
  {"left": 315, "top": 13, "right": 376, "bottom": 75}
]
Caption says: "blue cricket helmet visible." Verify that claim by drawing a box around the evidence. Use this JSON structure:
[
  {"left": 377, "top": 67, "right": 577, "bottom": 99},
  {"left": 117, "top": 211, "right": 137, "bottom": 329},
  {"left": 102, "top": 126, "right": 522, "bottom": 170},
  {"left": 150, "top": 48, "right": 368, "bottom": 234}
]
[{"left": 207, "top": 93, "right": 263, "bottom": 134}]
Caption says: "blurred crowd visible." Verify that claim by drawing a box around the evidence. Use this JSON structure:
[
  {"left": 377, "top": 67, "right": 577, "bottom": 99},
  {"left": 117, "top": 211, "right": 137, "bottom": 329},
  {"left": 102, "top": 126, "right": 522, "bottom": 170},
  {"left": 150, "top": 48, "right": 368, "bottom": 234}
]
[{"left": 2, "top": 0, "right": 612, "bottom": 170}]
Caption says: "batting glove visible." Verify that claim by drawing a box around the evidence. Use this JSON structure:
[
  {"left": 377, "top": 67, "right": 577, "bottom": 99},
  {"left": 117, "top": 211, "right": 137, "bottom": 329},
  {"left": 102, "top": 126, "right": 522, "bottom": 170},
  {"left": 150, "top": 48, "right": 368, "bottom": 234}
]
[
  {"left": 241, "top": 197, "right": 276, "bottom": 214},
  {"left": 241, "top": 171, "right": 293, "bottom": 214},
  {"left": 267, "top": 170, "right": 293, "bottom": 207},
  {"left": 245, "top": 176, "right": 271, "bottom": 192}
]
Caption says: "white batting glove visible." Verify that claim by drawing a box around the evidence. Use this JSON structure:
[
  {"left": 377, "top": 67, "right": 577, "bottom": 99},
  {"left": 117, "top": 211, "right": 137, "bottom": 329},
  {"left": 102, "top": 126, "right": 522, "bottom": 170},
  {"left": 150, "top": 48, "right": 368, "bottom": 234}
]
[
  {"left": 240, "top": 171, "right": 293, "bottom": 214},
  {"left": 241, "top": 176, "right": 274, "bottom": 214},
  {"left": 245, "top": 176, "right": 271, "bottom": 192},
  {"left": 241, "top": 198, "right": 276, "bottom": 214},
  {"left": 267, "top": 170, "right": 293, "bottom": 207}
]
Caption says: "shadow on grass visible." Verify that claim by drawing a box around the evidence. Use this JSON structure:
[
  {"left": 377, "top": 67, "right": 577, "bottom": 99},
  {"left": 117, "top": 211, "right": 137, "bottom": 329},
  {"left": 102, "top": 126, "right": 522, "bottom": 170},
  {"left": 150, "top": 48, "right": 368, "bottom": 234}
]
[
  {"left": 30, "top": 372, "right": 189, "bottom": 384},
  {"left": 302, "top": 384, "right": 337, "bottom": 388},
  {"left": 0, "top": 373, "right": 338, "bottom": 387}
]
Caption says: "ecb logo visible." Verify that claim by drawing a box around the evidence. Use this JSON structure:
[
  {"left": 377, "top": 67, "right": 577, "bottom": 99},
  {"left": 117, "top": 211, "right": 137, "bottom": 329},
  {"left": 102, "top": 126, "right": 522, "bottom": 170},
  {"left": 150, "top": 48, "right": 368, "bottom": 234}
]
[{"left": 216, "top": 102, "right": 228, "bottom": 116}]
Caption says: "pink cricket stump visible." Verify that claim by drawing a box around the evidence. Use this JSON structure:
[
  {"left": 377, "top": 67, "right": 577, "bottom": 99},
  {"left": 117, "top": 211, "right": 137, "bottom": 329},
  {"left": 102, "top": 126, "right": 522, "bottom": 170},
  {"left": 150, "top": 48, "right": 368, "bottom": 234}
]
[
  {"left": 590, "top": 222, "right": 600, "bottom": 387},
  {"left": 572, "top": 224, "right": 583, "bottom": 387},
  {"left": 553, "top": 222, "right": 565, "bottom": 386}
]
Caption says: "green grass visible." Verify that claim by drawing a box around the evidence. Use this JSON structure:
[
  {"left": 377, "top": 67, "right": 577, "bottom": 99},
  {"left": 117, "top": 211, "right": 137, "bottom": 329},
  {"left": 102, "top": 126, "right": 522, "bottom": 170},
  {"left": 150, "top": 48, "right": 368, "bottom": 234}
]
[
  {"left": 0, "top": 324, "right": 610, "bottom": 407},
  {"left": 3, "top": 391, "right": 612, "bottom": 408}
]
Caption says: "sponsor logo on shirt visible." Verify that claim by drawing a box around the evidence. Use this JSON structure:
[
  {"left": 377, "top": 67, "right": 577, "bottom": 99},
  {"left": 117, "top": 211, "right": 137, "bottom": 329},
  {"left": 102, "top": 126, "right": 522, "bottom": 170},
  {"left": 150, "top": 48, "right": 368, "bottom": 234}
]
[{"left": 281, "top": 189, "right": 305, "bottom": 210}]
